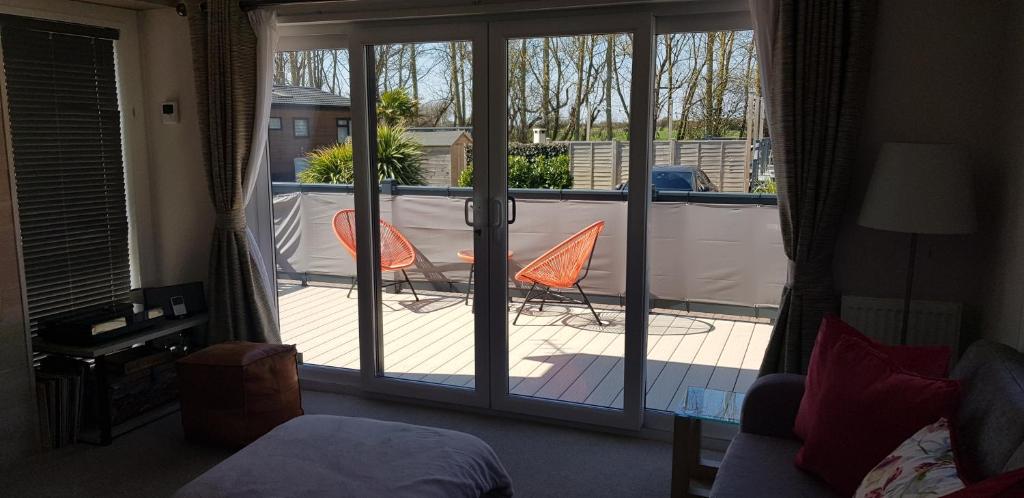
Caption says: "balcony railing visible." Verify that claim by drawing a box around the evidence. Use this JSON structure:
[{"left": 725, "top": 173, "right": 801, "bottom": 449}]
[{"left": 272, "top": 182, "right": 786, "bottom": 317}]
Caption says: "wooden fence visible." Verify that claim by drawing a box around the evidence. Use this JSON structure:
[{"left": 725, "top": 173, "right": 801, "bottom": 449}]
[{"left": 565, "top": 140, "right": 751, "bottom": 192}]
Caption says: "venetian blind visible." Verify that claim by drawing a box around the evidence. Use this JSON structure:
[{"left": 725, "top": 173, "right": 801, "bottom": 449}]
[{"left": 0, "top": 16, "right": 129, "bottom": 330}]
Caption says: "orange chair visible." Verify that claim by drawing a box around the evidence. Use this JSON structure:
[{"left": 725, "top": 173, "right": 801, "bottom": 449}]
[
  {"left": 513, "top": 221, "right": 605, "bottom": 325},
  {"left": 332, "top": 209, "right": 419, "bottom": 301}
]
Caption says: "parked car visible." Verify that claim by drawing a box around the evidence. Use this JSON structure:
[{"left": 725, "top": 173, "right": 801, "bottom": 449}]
[{"left": 616, "top": 165, "right": 718, "bottom": 192}]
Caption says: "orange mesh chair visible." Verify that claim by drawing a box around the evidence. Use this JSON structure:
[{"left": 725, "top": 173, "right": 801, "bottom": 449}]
[
  {"left": 332, "top": 209, "right": 419, "bottom": 301},
  {"left": 513, "top": 221, "right": 605, "bottom": 325}
]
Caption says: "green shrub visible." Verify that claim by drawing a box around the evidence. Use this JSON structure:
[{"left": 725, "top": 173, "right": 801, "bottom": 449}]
[
  {"left": 376, "top": 123, "right": 425, "bottom": 185},
  {"left": 536, "top": 155, "right": 572, "bottom": 189},
  {"left": 465, "top": 142, "right": 568, "bottom": 167},
  {"left": 752, "top": 178, "right": 777, "bottom": 194},
  {"left": 298, "top": 142, "right": 354, "bottom": 184},
  {"left": 458, "top": 164, "right": 473, "bottom": 187},
  {"left": 298, "top": 124, "right": 426, "bottom": 186},
  {"left": 460, "top": 154, "right": 572, "bottom": 189}
]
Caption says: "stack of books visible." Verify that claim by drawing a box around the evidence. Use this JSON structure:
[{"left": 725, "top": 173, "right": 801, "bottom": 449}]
[{"left": 35, "top": 358, "right": 87, "bottom": 448}]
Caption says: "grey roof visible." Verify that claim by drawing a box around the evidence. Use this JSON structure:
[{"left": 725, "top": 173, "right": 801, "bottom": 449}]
[
  {"left": 405, "top": 130, "right": 472, "bottom": 147},
  {"left": 272, "top": 85, "right": 350, "bottom": 108}
]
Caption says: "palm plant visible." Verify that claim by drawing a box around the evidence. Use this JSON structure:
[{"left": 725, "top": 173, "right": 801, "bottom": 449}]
[
  {"left": 376, "top": 124, "right": 425, "bottom": 185},
  {"left": 297, "top": 124, "right": 424, "bottom": 186},
  {"left": 377, "top": 89, "right": 418, "bottom": 126}
]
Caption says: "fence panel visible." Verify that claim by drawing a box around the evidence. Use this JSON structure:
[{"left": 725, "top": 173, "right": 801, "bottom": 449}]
[{"left": 565, "top": 139, "right": 751, "bottom": 192}]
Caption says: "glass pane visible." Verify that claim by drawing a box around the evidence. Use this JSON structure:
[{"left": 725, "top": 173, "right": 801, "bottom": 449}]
[
  {"left": 644, "top": 31, "right": 784, "bottom": 412},
  {"left": 372, "top": 41, "right": 477, "bottom": 388},
  {"left": 269, "top": 48, "right": 363, "bottom": 370},
  {"left": 506, "top": 33, "right": 631, "bottom": 408}
]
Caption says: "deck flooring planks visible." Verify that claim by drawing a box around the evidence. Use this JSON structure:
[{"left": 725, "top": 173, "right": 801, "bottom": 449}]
[
  {"left": 518, "top": 324, "right": 620, "bottom": 399},
  {"left": 732, "top": 322, "right": 774, "bottom": 393},
  {"left": 276, "top": 283, "right": 771, "bottom": 410},
  {"left": 535, "top": 330, "right": 622, "bottom": 401},
  {"left": 378, "top": 299, "right": 472, "bottom": 372},
  {"left": 706, "top": 321, "right": 755, "bottom": 392},
  {"left": 386, "top": 307, "right": 476, "bottom": 379},
  {"left": 643, "top": 328, "right": 710, "bottom": 411},
  {"left": 664, "top": 319, "right": 737, "bottom": 411}
]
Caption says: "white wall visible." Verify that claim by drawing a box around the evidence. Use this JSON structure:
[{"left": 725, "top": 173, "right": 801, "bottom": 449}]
[
  {"left": 832, "top": 0, "right": 1020, "bottom": 350},
  {"left": 138, "top": 8, "right": 214, "bottom": 286}
]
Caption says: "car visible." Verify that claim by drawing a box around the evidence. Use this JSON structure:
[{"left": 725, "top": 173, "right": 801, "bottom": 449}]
[{"left": 615, "top": 165, "right": 718, "bottom": 192}]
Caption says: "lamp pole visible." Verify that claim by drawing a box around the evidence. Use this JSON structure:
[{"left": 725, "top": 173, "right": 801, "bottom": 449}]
[{"left": 900, "top": 232, "right": 918, "bottom": 345}]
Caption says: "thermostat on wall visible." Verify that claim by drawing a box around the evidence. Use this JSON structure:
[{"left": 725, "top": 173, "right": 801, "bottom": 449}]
[{"left": 161, "top": 101, "right": 179, "bottom": 124}]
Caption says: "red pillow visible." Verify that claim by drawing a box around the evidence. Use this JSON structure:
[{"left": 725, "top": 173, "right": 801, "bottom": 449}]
[
  {"left": 794, "top": 335, "right": 961, "bottom": 496},
  {"left": 794, "top": 314, "right": 951, "bottom": 440}
]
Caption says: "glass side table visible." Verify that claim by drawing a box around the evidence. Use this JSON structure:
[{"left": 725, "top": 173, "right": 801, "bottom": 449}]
[{"left": 671, "top": 387, "right": 745, "bottom": 498}]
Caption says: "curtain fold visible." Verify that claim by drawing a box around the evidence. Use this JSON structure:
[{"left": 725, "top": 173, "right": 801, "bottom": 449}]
[
  {"left": 187, "top": 0, "right": 280, "bottom": 344},
  {"left": 244, "top": 9, "right": 278, "bottom": 324},
  {"left": 752, "top": 0, "right": 877, "bottom": 374}
]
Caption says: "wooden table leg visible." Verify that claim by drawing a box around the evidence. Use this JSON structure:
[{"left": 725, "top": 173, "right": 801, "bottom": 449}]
[{"left": 671, "top": 416, "right": 702, "bottom": 498}]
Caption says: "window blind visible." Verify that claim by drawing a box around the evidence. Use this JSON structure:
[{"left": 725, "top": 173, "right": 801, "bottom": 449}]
[{"left": 0, "top": 17, "right": 129, "bottom": 331}]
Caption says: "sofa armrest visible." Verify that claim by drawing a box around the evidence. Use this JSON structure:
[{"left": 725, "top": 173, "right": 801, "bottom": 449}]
[{"left": 740, "top": 373, "right": 806, "bottom": 439}]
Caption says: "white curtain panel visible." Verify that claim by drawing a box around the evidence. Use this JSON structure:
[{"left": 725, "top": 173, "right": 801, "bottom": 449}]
[{"left": 245, "top": 9, "right": 278, "bottom": 314}]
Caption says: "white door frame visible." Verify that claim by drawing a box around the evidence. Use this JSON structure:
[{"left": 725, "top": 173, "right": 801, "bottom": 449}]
[
  {"left": 316, "top": 5, "right": 749, "bottom": 431},
  {"left": 349, "top": 19, "right": 492, "bottom": 408},
  {"left": 485, "top": 12, "right": 654, "bottom": 430}
]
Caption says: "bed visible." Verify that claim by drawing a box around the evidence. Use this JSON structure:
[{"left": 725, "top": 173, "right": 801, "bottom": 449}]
[{"left": 175, "top": 414, "right": 514, "bottom": 498}]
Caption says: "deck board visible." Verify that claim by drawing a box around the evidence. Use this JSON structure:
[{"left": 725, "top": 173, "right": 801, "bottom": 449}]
[{"left": 278, "top": 283, "right": 769, "bottom": 411}]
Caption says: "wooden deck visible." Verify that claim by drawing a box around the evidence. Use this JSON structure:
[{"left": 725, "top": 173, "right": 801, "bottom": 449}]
[{"left": 279, "top": 282, "right": 773, "bottom": 411}]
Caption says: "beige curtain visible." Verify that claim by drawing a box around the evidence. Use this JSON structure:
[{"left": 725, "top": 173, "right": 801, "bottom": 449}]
[
  {"left": 752, "top": 0, "right": 877, "bottom": 374},
  {"left": 187, "top": 0, "right": 279, "bottom": 344}
]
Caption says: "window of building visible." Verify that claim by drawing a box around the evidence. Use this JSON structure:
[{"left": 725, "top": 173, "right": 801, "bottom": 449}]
[
  {"left": 0, "top": 15, "right": 130, "bottom": 330},
  {"left": 293, "top": 118, "right": 309, "bottom": 137},
  {"left": 269, "top": 116, "right": 282, "bottom": 130},
  {"left": 336, "top": 118, "right": 350, "bottom": 143}
]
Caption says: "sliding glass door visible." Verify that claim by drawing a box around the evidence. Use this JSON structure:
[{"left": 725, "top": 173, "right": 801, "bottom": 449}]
[
  {"left": 346, "top": 14, "right": 652, "bottom": 426},
  {"left": 487, "top": 14, "right": 654, "bottom": 429},
  {"left": 349, "top": 21, "right": 492, "bottom": 407}
]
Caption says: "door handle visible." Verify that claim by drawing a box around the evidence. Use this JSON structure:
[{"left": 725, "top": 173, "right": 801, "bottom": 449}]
[
  {"left": 464, "top": 198, "right": 473, "bottom": 227},
  {"left": 508, "top": 196, "right": 517, "bottom": 225},
  {"left": 489, "top": 198, "right": 503, "bottom": 228}
]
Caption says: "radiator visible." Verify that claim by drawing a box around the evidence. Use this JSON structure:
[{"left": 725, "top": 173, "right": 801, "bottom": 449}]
[{"left": 840, "top": 296, "right": 962, "bottom": 352}]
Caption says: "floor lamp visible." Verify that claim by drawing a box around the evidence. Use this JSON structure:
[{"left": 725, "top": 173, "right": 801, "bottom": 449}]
[{"left": 857, "top": 142, "right": 976, "bottom": 345}]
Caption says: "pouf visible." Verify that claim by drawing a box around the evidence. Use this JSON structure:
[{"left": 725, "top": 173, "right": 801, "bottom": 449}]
[{"left": 176, "top": 341, "right": 302, "bottom": 447}]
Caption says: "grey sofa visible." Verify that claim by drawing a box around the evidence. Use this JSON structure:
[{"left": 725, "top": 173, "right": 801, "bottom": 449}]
[{"left": 710, "top": 340, "right": 1024, "bottom": 497}]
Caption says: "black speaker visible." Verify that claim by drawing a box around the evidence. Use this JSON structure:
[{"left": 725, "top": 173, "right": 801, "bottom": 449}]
[{"left": 144, "top": 282, "right": 206, "bottom": 319}]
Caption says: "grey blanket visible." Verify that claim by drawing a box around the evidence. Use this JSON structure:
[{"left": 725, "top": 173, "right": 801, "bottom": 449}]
[{"left": 175, "top": 415, "right": 514, "bottom": 498}]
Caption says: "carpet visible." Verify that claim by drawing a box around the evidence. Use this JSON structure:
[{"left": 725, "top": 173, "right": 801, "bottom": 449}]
[{"left": 0, "top": 390, "right": 672, "bottom": 497}]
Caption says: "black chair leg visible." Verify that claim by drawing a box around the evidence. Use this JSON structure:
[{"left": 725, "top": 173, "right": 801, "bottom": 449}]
[
  {"left": 513, "top": 283, "right": 536, "bottom": 325},
  {"left": 539, "top": 287, "right": 548, "bottom": 311},
  {"left": 402, "top": 269, "right": 419, "bottom": 301},
  {"left": 576, "top": 283, "right": 603, "bottom": 326},
  {"left": 347, "top": 278, "right": 356, "bottom": 298},
  {"left": 465, "top": 263, "right": 474, "bottom": 306}
]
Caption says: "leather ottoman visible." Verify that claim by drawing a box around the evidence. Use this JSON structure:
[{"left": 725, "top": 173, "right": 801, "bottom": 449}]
[{"left": 176, "top": 341, "right": 302, "bottom": 447}]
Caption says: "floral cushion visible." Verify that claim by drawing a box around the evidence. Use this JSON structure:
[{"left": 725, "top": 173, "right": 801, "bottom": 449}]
[{"left": 855, "top": 418, "right": 965, "bottom": 498}]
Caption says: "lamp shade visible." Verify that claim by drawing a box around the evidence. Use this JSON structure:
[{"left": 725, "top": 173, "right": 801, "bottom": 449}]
[{"left": 858, "top": 142, "right": 977, "bottom": 234}]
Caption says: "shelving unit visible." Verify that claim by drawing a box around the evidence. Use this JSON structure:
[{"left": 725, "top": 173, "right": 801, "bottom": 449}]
[{"left": 33, "top": 313, "right": 208, "bottom": 445}]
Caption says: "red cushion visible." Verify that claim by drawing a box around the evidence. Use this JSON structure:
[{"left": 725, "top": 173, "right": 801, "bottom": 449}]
[
  {"left": 794, "top": 314, "right": 951, "bottom": 440},
  {"left": 794, "top": 335, "right": 961, "bottom": 496}
]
